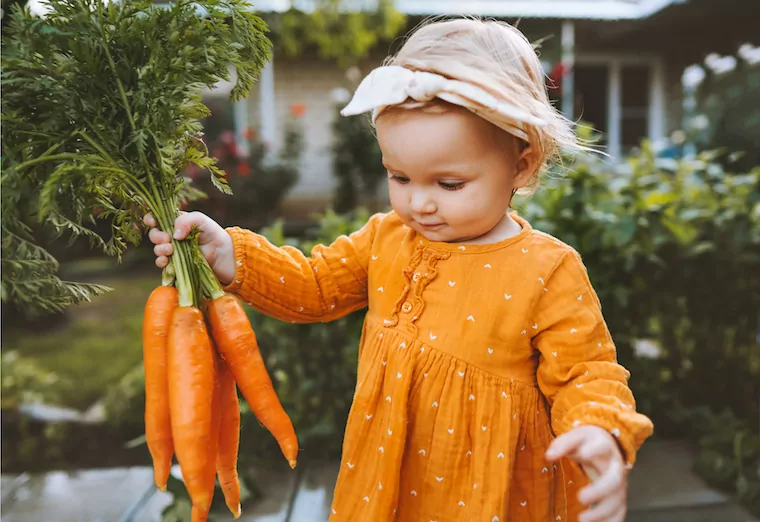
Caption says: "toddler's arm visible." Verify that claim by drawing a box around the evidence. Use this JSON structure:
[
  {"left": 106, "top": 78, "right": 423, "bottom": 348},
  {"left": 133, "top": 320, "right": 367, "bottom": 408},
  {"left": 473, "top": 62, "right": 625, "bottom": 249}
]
[
  {"left": 532, "top": 249, "right": 654, "bottom": 467},
  {"left": 221, "top": 213, "right": 386, "bottom": 323}
]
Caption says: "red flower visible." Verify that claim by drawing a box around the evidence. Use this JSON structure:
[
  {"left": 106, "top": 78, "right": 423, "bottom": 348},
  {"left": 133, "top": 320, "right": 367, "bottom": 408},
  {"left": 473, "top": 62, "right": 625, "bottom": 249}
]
[
  {"left": 548, "top": 62, "right": 572, "bottom": 89},
  {"left": 237, "top": 162, "right": 251, "bottom": 177},
  {"left": 290, "top": 103, "right": 306, "bottom": 118}
]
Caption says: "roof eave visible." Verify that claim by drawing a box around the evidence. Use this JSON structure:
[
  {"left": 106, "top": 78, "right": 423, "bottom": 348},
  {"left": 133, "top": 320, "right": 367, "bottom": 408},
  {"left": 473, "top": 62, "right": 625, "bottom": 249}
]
[{"left": 251, "top": 0, "right": 683, "bottom": 20}]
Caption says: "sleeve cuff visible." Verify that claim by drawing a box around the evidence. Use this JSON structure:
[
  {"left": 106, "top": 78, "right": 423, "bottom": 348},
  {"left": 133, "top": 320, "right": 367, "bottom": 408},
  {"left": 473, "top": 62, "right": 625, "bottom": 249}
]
[
  {"left": 555, "top": 404, "right": 654, "bottom": 467},
  {"left": 221, "top": 226, "right": 254, "bottom": 295}
]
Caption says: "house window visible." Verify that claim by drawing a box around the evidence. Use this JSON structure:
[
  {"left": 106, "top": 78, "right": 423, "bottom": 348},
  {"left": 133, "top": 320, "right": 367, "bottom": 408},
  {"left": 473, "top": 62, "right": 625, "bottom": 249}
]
[
  {"left": 572, "top": 58, "right": 656, "bottom": 157},
  {"left": 574, "top": 64, "right": 609, "bottom": 141},
  {"left": 621, "top": 65, "right": 650, "bottom": 151}
]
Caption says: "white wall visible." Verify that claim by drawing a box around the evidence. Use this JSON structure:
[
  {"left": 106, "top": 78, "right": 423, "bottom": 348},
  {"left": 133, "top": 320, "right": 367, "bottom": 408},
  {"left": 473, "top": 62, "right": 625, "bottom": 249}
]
[{"left": 247, "top": 59, "right": 349, "bottom": 200}]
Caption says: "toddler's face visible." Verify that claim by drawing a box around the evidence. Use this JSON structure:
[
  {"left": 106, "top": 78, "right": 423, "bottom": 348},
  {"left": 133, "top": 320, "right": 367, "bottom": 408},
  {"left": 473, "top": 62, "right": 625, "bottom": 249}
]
[{"left": 376, "top": 106, "right": 527, "bottom": 243}]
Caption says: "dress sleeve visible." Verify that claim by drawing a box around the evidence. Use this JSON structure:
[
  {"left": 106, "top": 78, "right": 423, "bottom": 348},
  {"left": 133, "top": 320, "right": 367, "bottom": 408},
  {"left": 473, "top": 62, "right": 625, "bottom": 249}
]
[
  {"left": 221, "top": 213, "right": 386, "bottom": 323},
  {"left": 532, "top": 249, "right": 654, "bottom": 466}
]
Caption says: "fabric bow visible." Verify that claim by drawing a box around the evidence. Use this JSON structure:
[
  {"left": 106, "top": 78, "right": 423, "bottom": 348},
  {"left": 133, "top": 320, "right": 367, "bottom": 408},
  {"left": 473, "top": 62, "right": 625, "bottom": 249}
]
[{"left": 340, "top": 65, "right": 546, "bottom": 141}]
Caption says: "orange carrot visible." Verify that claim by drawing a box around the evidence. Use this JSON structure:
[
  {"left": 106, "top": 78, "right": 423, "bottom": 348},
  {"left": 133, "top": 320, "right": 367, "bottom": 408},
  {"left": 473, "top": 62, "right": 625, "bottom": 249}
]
[
  {"left": 191, "top": 506, "right": 209, "bottom": 522},
  {"left": 216, "top": 358, "right": 242, "bottom": 518},
  {"left": 142, "top": 285, "right": 178, "bottom": 491},
  {"left": 191, "top": 345, "right": 224, "bottom": 522},
  {"left": 207, "top": 294, "right": 298, "bottom": 468},
  {"left": 167, "top": 306, "right": 216, "bottom": 511}
]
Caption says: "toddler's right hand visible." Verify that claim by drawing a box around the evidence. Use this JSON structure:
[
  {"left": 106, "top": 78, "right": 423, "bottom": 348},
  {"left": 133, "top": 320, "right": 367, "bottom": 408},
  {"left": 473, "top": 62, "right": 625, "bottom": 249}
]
[{"left": 144, "top": 211, "right": 235, "bottom": 286}]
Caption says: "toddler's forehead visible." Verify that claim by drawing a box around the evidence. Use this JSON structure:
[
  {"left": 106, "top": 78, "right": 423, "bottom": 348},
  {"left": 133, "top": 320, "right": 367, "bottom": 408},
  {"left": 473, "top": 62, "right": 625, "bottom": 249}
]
[{"left": 377, "top": 107, "right": 520, "bottom": 169}]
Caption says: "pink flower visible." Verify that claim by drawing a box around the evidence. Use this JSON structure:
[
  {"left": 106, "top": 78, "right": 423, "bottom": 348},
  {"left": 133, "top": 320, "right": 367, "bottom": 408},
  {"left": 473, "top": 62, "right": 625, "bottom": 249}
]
[{"left": 220, "top": 130, "right": 236, "bottom": 145}]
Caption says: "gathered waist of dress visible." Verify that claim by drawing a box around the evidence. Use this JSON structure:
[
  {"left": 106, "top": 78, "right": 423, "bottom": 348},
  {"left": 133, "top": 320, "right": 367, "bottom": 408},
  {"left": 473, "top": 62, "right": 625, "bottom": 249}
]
[{"left": 362, "top": 316, "right": 541, "bottom": 389}]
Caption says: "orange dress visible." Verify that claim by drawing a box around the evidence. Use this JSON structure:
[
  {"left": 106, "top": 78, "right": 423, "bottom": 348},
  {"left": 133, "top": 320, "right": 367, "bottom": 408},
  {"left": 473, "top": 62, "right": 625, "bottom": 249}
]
[{"left": 223, "top": 211, "right": 653, "bottom": 522}]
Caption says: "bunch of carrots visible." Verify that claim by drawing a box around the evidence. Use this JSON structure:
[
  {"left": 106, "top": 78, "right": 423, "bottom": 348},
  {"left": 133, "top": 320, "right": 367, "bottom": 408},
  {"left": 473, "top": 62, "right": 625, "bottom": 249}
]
[
  {"left": 142, "top": 249, "right": 298, "bottom": 521},
  {"left": 1, "top": 0, "right": 293, "bottom": 518}
]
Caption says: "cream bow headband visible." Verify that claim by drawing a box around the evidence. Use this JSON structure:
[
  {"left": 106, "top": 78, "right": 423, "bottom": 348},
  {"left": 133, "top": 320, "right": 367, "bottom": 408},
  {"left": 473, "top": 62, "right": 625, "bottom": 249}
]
[{"left": 340, "top": 65, "right": 547, "bottom": 142}]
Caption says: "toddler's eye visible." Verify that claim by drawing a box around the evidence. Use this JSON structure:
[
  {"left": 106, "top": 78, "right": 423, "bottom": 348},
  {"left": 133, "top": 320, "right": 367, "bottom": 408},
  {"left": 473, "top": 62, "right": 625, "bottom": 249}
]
[
  {"left": 390, "top": 174, "right": 410, "bottom": 184},
  {"left": 439, "top": 181, "right": 465, "bottom": 191}
]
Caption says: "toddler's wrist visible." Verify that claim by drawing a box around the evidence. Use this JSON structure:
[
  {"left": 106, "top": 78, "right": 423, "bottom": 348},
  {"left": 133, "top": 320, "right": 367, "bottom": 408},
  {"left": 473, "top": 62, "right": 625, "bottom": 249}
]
[{"left": 213, "top": 231, "right": 235, "bottom": 286}]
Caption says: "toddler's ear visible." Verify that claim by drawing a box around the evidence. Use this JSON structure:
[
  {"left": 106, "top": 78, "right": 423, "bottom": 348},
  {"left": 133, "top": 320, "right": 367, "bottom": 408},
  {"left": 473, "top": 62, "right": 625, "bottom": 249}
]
[{"left": 512, "top": 146, "right": 541, "bottom": 188}]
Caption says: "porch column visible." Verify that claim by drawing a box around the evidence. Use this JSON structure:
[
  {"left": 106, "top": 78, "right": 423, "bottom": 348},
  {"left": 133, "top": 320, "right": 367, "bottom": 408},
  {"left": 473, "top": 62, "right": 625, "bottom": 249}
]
[
  {"left": 233, "top": 98, "right": 250, "bottom": 157},
  {"left": 561, "top": 19, "right": 575, "bottom": 120},
  {"left": 259, "top": 56, "right": 277, "bottom": 157},
  {"left": 648, "top": 58, "right": 666, "bottom": 151},
  {"left": 607, "top": 59, "right": 622, "bottom": 160}
]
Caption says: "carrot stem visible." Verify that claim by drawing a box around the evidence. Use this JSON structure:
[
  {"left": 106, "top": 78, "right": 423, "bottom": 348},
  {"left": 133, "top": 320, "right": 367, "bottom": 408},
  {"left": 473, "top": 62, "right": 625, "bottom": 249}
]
[
  {"left": 151, "top": 192, "right": 197, "bottom": 308},
  {"left": 198, "top": 256, "right": 225, "bottom": 301},
  {"left": 162, "top": 259, "right": 176, "bottom": 287}
]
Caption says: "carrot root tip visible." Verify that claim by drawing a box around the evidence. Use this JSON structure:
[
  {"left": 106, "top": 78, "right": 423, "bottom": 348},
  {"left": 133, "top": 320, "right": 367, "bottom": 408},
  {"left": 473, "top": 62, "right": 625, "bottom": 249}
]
[
  {"left": 288, "top": 459, "right": 297, "bottom": 469},
  {"left": 233, "top": 504, "right": 242, "bottom": 519},
  {"left": 157, "top": 483, "right": 167, "bottom": 492}
]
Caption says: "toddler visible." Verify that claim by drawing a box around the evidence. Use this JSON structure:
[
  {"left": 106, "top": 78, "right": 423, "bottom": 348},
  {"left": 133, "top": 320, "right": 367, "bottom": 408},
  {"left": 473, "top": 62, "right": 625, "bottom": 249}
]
[{"left": 147, "top": 17, "right": 653, "bottom": 522}]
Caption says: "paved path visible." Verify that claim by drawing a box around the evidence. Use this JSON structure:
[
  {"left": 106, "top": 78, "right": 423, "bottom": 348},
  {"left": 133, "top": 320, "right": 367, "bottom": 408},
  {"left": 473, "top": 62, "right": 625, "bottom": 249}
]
[{"left": 2, "top": 439, "right": 757, "bottom": 521}]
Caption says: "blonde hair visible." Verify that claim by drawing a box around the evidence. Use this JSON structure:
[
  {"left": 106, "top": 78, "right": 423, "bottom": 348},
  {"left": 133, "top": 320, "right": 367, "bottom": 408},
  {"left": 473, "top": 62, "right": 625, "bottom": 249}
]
[{"left": 381, "top": 16, "right": 586, "bottom": 192}]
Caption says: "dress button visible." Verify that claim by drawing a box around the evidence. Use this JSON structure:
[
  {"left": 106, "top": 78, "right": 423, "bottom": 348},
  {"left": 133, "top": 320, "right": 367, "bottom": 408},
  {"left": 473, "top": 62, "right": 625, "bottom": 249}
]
[
  {"left": 412, "top": 272, "right": 420, "bottom": 282},
  {"left": 401, "top": 301, "right": 413, "bottom": 313}
]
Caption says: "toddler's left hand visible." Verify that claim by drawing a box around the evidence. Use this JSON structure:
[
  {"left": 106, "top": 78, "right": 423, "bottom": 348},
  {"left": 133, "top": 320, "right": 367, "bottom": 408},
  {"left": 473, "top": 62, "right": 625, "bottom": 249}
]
[{"left": 546, "top": 425, "right": 627, "bottom": 522}]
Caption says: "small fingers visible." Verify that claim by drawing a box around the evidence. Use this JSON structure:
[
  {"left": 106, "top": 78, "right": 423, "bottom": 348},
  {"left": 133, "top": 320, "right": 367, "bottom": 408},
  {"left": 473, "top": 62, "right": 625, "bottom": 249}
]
[
  {"left": 579, "top": 459, "right": 624, "bottom": 506},
  {"left": 577, "top": 436, "right": 613, "bottom": 463},
  {"left": 579, "top": 492, "right": 626, "bottom": 522},
  {"left": 154, "top": 243, "right": 174, "bottom": 258},
  {"left": 546, "top": 429, "right": 586, "bottom": 461},
  {"left": 155, "top": 255, "right": 169, "bottom": 269},
  {"left": 143, "top": 213, "right": 157, "bottom": 228},
  {"left": 148, "top": 227, "right": 172, "bottom": 246},
  {"left": 173, "top": 211, "right": 205, "bottom": 240}
]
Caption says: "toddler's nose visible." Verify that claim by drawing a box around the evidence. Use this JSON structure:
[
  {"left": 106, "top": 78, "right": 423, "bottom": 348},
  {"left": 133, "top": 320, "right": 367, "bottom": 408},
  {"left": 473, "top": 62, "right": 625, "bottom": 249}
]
[{"left": 410, "top": 189, "right": 437, "bottom": 215}]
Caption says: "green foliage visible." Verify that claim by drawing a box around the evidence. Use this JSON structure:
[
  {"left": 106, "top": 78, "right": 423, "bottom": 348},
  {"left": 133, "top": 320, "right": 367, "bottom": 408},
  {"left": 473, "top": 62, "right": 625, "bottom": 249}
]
[
  {"left": 4, "top": 272, "right": 155, "bottom": 411},
  {"left": 0, "top": 351, "right": 60, "bottom": 410},
  {"left": 691, "top": 408, "right": 760, "bottom": 515},
  {"left": 694, "top": 61, "right": 760, "bottom": 171},
  {"left": 331, "top": 100, "right": 385, "bottom": 213},
  {"left": 189, "top": 117, "right": 303, "bottom": 229},
  {"left": 1, "top": 0, "right": 271, "bottom": 314},
  {"left": 268, "top": 0, "right": 406, "bottom": 68},
  {"left": 1, "top": 226, "right": 114, "bottom": 316}
]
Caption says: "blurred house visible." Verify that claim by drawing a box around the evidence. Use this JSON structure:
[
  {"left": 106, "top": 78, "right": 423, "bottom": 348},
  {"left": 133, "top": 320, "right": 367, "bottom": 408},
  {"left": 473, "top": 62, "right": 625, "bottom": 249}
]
[{"left": 198, "top": 0, "right": 759, "bottom": 218}]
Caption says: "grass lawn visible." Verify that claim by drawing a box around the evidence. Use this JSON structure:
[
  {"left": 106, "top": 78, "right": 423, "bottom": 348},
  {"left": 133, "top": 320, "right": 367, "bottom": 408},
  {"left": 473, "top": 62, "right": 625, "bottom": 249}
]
[{"left": 3, "top": 267, "right": 160, "bottom": 411}]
